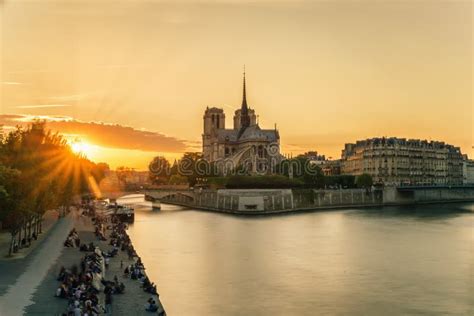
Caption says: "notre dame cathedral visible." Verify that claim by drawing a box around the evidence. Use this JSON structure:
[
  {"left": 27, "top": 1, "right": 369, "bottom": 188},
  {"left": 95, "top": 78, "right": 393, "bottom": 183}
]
[{"left": 202, "top": 72, "right": 283, "bottom": 174}]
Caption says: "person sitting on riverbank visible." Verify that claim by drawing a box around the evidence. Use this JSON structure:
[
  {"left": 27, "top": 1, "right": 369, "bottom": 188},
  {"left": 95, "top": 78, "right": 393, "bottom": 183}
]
[
  {"left": 115, "top": 282, "right": 125, "bottom": 294},
  {"left": 80, "top": 242, "right": 95, "bottom": 252},
  {"left": 142, "top": 279, "right": 157, "bottom": 295},
  {"left": 145, "top": 298, "right": 158, "bottom": 312},
  {"left": 102, "top": 246, "right": 118, "bottom": 258},
  {"left": 57, "top": 266, "right": 66, "bottom": 281},
  {"left": 55, "top": 284, "right": 68, "bottom": 298},
  {"left": 64, "top": 229, "right": 79, "bottom": 247}
]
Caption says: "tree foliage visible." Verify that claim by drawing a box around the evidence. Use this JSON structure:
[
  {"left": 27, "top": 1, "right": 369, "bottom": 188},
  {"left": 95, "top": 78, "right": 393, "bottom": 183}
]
[
  {"left": 177, "top": 152, "right": 203, "bottom": 187},
  {"left": 355, "top": 173, "right": 373, "bottom": 189},
  {"left": 148, "top": 156, "right": 171, "bottom": 184},
  {"left": 0, "top": 122, "right": 106, "bottom": 233}
]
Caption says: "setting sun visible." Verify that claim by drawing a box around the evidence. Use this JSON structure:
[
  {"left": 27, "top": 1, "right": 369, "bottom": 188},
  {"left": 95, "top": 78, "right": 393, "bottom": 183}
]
[{"left": 70, "top": 141, "right": 93, "bottom": 157}]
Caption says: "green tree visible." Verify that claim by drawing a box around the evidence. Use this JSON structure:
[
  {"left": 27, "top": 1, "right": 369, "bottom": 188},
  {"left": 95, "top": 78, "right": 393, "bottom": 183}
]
[
  {"left": 148, "top": 156, "right": 171, "bottom": 184},
  {"left": 356, "top": 173, "right": 373, "bottom": 190},
  {"left": 278, "top": 157, "right": 325, "bottom": 188},
  {"left": 177, "top": 152, "right": 203, "bottom": 187},
  {"left": 0, "top": 122, "right": 109, "bottom": 255},
  {"left": 169, "top": 174, "right": 188, "bottom": 185}
]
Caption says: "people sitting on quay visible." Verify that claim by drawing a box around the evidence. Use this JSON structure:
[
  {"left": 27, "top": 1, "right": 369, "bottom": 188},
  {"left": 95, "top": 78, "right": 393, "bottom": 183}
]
[
  {"left": 93, "top": 220, "right": 107, "bottom": 241},
  {"left": 102, "top": 277, "right": 126, "bottom": 295},
  {"left": 142, "top": 277, "right": 158, "bottom": 295},
  {"left": 79, "top": 242, "right": 96, "bottom": 252},
  {"left": 64, "top": 229, "right": 80, "bottom": 247},
  {"left": 56, "top": 235, "right": 106, "bottom": 316},
  {"left": 57, "top": 214, "right": 163, "bottom": 315},
  {"left": 145, "top": 297, "right": 159, "bottom": 312}
]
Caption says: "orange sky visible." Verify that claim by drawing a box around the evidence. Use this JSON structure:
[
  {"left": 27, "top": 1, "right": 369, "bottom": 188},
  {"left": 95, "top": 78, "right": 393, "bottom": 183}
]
[{"left": 1, "top": 1, "right": 472, "bottom": 170}]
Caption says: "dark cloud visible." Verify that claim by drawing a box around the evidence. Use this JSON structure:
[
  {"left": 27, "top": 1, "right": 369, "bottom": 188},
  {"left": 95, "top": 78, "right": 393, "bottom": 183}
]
[{"left": 0, "top": 114, "right": 187, "bottom": 153}]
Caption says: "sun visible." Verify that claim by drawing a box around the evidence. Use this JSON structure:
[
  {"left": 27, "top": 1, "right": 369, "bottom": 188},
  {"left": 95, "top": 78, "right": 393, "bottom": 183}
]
[{"left": 70, "top": 141, "right": 93, "bottom": 157}]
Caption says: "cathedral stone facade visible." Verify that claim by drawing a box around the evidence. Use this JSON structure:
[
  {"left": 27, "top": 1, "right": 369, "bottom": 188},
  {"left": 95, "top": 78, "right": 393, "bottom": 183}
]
[{"left": 202, "top": 73, "right": 282, "bottom": 174}]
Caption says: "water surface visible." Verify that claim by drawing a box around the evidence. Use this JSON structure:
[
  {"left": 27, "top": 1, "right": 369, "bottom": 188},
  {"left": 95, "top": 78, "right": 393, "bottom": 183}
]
[{"left": 121, "top": 195, "right": 474, "bottom": 315}]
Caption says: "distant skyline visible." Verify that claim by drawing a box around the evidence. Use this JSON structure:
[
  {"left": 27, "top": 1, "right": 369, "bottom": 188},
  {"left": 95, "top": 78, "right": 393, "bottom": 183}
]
[{"left": 1, "top": 0, "right": 472, "bottom": 169}]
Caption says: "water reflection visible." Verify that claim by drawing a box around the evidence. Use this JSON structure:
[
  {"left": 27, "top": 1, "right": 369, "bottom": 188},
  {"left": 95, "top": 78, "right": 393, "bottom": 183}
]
[
  {"left": 121, "top": 195, "right": 474, "bottom": 315},
  {"left": 349, "top": 203, "right": 474, "bottom": 221}
]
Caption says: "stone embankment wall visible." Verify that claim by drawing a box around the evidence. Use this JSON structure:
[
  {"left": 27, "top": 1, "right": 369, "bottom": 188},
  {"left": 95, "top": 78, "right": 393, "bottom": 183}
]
[
  {"left": 159, "top": 188, "right": 383, "bottom": 214},
  {"left": 383, "top": 186, "right": 474, "bottom": 205},
  {"left": 153, "top": 186, "right": 474, "bottom": 214}
]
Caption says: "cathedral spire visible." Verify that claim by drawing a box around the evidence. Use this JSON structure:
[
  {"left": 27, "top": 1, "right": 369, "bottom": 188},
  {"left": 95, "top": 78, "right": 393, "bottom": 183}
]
[
  {"left": 240, "top": 66, "right": 250, "bottom": 130},
  {"left": 242, "top": 65, "right": 247, "bottom": 109}
]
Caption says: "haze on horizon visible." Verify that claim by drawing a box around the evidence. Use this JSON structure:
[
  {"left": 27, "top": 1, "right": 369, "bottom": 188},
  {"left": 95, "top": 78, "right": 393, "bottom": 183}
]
[{"left": 1, "top": 0, "right": 472, "bottom": 169}]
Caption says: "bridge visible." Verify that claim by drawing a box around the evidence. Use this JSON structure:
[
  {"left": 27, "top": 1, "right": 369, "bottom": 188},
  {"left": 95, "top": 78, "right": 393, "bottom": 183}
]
[
  {"left": 143, "top": 189, "right": 196, "bottom": 204},
  {"left": 98, "top": 189, "right": 196, "bottom": 204}
]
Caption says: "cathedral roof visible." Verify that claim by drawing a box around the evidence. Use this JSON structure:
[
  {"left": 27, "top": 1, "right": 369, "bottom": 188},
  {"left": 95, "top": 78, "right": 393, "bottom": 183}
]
[
  {"left": 216, "top": 125, "right": 279, "bottom": 143},
  {"left": 216, "top": 129, "right": 239, "bottom": 142},
  {"left": 239, "top": 125, "right": 278, "bottom": 141}
]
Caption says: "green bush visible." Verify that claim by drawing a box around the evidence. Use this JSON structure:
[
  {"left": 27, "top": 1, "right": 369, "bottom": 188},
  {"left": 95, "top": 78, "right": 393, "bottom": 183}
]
[
  {"left": 355, "top": 173, "right": 373, "bottom": 189},
  {"left": 205, "top": 176, "right": 229, "bottom": 189},
  {"left": 225, "top": 175, "right": 304, "bottom": 189},
  {"left": 324, "top": 175, "right": 356, "bottom": 188}
]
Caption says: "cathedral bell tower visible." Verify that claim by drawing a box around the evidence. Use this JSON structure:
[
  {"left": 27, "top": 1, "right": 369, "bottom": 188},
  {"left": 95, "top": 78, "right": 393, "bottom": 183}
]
[{"left": 202, "top": 107, "right": 225, "bottom": 161}]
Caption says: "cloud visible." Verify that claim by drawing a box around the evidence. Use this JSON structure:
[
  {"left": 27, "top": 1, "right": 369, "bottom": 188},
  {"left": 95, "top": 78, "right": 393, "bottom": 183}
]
[
  {"left": 0, "top": 114, "right": 187, "bottom": 153},
  {"left": 15, "top": 104, "right": 73, "bottom": 109},
  {"left": 2, "top": 81, "right": 23, "bottom": 85},
  {"left": 97, "top": 63, "right": 151, "bottom": 69},
  {"left": 48, "top": 94, "right": 92, "bottom": 101}
]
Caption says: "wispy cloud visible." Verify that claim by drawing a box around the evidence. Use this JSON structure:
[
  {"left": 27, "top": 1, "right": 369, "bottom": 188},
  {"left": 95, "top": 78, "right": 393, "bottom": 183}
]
[
  {"left": 14, "top": 104, "right": 73, "bottom": 109},
  {"left": 6, "top": 69, "right": 57, "bottom": 75},
  {"left": 97, "top": 63, "right": 151, "bottom": 69},
  {"left": 12, "top": 115, "right": 74, "bottom": 122},
  {"left": 48, "top": 94, "right": 92, "bottom": 102},
  {"left": 2, "top": 81, "right": 23, "bottom": 85},
  {"left": 222, "top": 103, "right": 237, "bottom": 111}
]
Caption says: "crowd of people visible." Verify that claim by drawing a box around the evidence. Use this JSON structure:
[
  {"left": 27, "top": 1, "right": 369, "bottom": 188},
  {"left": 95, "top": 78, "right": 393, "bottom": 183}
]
[
  {"left": 56, "top": 251, "right": 104, "bottom": 315},
  {"left": 55, "top": 206, "right": 163, "bottom": 315},
  {"left": 110, "top": 220, "right": 160, "bottom": 305}
]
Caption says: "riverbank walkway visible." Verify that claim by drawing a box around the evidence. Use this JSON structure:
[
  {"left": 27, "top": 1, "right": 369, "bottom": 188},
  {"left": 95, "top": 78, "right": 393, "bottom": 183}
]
[
  {"left": 0, "top": 209, "right": 62, "bottom": 261},
  {"left": 0, "top": 208, "right": 165, "bottom": 315},
  {"left": 0, "top": 210, "right": 75, "bottom": 314}
]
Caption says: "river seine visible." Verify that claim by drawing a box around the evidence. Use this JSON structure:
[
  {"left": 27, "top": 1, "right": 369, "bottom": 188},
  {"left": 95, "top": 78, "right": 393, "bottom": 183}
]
[{"left": 119, "top": 195, "right": 473, "bottom": 315}]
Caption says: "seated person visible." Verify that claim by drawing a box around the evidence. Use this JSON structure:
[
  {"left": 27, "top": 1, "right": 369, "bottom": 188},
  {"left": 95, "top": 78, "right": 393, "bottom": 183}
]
[
  {"left": 55, "top": 286, "right": 63, "bottom": 298},
  {"left": 145, "top": 298, "right": 158, "bottom": 312},
  {"left": 115, "top": 282, "right": 125, "bottom": 294}
]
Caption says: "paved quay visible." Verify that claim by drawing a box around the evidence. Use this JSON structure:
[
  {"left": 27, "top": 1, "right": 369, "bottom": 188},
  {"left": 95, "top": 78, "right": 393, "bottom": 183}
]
[
  {"left": 0, "top": 208, "right": 165, "bottom": 315},
  {"left": 0, "top": 209, "right": 62, "bottom": 262},
  {"left": 0, "top": 211, "right": 74, "bottom": 314}
]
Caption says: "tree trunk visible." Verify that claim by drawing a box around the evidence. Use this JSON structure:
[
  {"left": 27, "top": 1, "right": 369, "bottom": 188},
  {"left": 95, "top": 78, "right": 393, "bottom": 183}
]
[
  {"left": 27, "top": 217, "right": 32, "bottom": 239},
  {"left": 8, "top": 231, "right": 16, "bottom": 256},
  {"left": 33, "top": 216, "right": 37, "bottom": 235},
  {"left": 17, "top": 224, "right": 22, "bottom": 248},
  {"left": 22, "top": 222, "right": 27, "bottom": 248},
  {"left": 36, "top": 215, "right": 40, "bottom": 234}
]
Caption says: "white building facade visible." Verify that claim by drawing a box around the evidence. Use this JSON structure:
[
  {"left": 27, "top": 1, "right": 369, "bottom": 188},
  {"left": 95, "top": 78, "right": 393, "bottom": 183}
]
[{"left": 341, "top": 137, "right": 464, "bottom": 185}]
